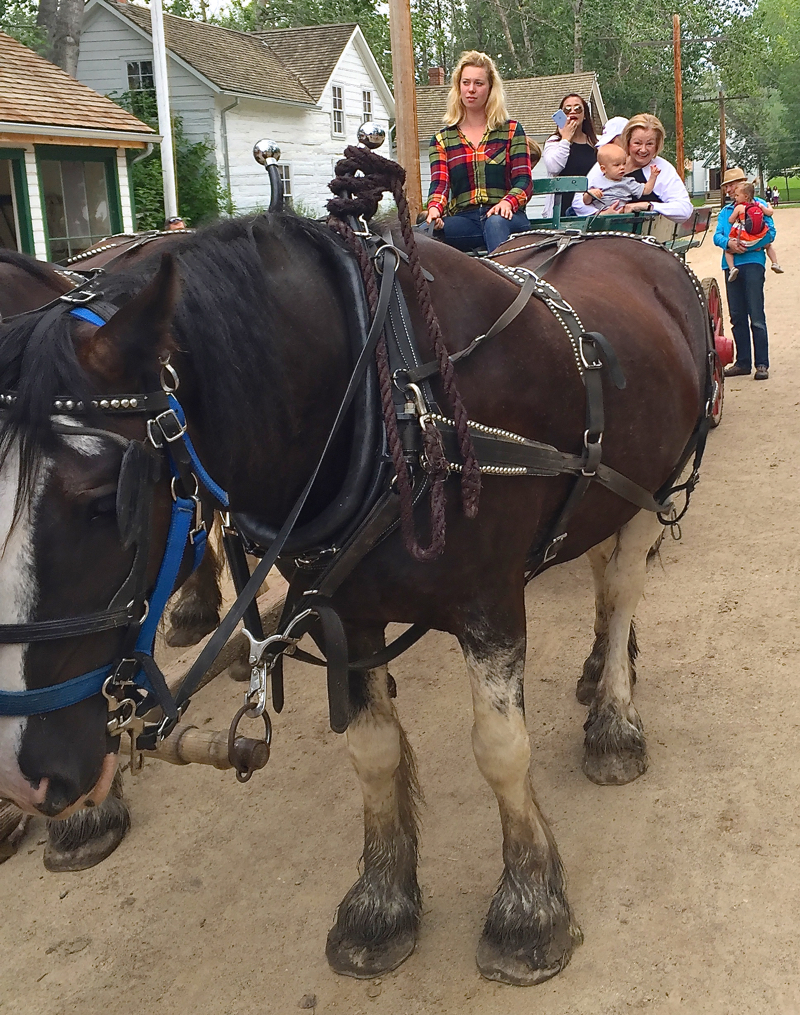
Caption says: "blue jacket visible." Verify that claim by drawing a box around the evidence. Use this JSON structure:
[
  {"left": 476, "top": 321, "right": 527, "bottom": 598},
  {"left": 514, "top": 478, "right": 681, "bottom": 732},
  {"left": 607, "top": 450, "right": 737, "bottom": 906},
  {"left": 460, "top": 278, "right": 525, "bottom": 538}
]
[{"left": 713, "top": 198, "right": 776, "bottom": 269}]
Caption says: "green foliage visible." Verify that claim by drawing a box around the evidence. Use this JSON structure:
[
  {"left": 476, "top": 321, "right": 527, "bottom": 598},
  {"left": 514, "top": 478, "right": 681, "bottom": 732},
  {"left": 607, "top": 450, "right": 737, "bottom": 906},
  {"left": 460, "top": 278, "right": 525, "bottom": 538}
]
[
  {"left": 0, "top": 0, "right": 45, "bottom": 50},
  {"left": 115, "top": 90, "right": 223, "bottom": 229}
]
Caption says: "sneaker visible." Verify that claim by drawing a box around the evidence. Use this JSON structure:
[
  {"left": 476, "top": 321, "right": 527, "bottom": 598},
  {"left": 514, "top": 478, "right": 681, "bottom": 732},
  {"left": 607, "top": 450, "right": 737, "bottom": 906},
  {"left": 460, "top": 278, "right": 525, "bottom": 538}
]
[
  {"left": 754, "top": 365, "right": 769, "bottom": 380},
  {"left": 771, "top": 263, "right": 784, "bottom": 273},
  {"left": 728, "top": 266, "right": 739, "bottom": 281},
  {"left": 724, "top": 364, "right": 751, "bottom": 377}
]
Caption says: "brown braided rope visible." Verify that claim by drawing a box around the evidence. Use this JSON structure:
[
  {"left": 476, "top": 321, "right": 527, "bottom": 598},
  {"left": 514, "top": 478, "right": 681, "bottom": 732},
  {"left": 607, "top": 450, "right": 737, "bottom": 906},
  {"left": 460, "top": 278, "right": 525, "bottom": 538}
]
[{"left": 327, "top": 147, "right": 481, "bottom": 561}]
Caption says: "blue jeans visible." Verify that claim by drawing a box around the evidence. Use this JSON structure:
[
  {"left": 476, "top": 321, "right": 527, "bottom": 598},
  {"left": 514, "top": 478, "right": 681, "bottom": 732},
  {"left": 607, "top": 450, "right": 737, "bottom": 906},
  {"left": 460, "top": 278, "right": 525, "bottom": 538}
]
[
  {"left": 725, "top": 263, "right": 769, "bottom": 369},
  {"left": 440, "top": 207, "right": 530, "bottom": 253}
]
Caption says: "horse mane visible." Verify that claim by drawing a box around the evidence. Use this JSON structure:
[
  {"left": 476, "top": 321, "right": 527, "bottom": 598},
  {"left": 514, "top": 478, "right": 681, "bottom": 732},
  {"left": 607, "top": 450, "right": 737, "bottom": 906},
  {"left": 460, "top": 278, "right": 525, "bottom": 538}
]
[{"left": 0, "top": 212, "right": 346, "bottom": 516}]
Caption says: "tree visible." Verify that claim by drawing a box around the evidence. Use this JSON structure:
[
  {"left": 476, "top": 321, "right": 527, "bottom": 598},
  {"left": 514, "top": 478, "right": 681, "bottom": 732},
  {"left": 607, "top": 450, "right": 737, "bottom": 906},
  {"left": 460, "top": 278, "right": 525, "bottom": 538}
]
[
  {"left": 36, "top": 0, "right": 83, "bottom": 74},
  {"left": 0, "top": 0, "right": 44, "bottom": 50}
]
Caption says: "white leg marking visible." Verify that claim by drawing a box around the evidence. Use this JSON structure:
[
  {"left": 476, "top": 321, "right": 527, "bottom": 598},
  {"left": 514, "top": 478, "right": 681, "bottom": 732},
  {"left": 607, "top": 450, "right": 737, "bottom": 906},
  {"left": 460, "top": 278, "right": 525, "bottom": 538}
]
[
  {"left": 586, "top": 535, "right": 616, "bottom": 640},
  {"left": 596, "top": 511, "right": 663, "bottom": 710},
  {"left": 346, "top": 666, "right": 401, "bottom": 824},
  {"left": 0, "top": 444, "right": 49, "bottom": 808},
  {"left": 464, "top": 642, "right": 549, "bottom": 850}
]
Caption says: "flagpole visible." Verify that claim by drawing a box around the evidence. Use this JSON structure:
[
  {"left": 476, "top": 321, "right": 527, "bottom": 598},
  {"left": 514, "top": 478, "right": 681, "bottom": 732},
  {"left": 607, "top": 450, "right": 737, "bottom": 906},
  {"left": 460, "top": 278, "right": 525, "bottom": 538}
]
[{"left": 150, "top": 0, "right": 178, "bottom": 221}]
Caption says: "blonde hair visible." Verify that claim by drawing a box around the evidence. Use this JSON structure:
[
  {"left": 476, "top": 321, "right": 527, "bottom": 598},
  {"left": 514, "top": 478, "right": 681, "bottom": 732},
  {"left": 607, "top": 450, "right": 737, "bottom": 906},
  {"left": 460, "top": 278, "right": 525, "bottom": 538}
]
[
  {"left": 621, "top": 113, "right": 665, "bottom": 155},
  {"left": 443, "top": 51, "right": 509, "bottom": 130},
  {"left": 527, "top": 137, "right": 542, "bottom": 166}
]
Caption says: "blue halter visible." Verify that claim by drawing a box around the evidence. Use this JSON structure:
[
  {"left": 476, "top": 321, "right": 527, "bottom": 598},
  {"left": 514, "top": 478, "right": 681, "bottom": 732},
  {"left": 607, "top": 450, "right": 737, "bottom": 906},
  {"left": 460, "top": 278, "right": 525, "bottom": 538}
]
[{"left": 0, "top": 307, "right": 229, "bottom": 723}]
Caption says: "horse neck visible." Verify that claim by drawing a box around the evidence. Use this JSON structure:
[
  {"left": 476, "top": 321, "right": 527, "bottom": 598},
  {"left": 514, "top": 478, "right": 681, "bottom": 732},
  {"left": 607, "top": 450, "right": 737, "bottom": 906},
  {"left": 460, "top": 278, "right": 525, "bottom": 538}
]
[{"left": 175, "top": 236, "right": 354, "bottom": 523}]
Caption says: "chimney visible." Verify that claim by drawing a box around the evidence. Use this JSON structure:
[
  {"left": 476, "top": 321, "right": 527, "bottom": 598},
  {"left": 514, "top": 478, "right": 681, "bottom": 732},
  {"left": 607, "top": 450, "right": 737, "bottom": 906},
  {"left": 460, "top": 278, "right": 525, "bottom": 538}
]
[{"left": 428, "top": 67, "right": 446, "bottom": 86}]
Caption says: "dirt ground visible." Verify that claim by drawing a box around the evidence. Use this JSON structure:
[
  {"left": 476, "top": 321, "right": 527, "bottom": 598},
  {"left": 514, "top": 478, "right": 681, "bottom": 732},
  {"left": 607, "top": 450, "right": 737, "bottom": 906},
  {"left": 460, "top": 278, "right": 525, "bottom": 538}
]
[{"left": 2, "top": 211, "right": 800, "bottom": 1015}]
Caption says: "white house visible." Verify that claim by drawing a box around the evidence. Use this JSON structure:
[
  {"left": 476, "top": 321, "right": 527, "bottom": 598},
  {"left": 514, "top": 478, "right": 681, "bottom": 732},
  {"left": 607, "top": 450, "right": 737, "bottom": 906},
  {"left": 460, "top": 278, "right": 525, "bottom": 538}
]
[
  {"left": 416, "top": 71, "right": 608, "bottom": 216},
  {"left": 77, "top": 3, "right": 395, "bottom": 217}
]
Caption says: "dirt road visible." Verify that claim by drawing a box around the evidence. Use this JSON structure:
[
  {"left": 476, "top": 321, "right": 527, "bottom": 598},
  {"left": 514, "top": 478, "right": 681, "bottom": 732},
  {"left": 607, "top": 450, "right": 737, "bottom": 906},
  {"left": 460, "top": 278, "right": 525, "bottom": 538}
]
[{"left": 2, "top": 211, "right": 800, "bottom": 1015}]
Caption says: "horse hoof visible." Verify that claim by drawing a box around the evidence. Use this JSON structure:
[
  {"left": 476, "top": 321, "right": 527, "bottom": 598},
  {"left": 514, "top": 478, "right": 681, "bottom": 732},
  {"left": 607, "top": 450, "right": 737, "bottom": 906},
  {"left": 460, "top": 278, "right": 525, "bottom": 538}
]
[
  {"left": 165, "top": 617, "right": 217, "bottom": 648},
  {"left": 44, "top": 792, "right": 130, "bottom": 872},
  {"left": 582, "top": 747, "right": 647, "bottom": 785},
  {"left": 476, "top": 936, "right": 570, "bottom": 986},
  {"left": 583, "top": 704, "right": 647, "bottom": 786},
  {"left": 0, "top": 800, "right": 30, "bottom": 863},
  {"left": 325, "top": 928, "right": 415, "bottom": 979}
]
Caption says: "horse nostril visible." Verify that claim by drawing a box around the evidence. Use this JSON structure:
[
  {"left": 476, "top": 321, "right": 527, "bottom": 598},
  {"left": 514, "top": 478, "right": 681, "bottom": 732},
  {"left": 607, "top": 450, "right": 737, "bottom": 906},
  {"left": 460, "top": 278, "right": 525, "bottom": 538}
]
[{"left": 39, "top": 778, "right": 82, "bottom": 818}]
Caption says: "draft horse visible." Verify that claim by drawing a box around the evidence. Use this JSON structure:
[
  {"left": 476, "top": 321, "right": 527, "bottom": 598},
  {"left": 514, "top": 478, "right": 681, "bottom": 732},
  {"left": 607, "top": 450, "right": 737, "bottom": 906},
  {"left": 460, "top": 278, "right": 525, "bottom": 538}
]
[{"left": 0, "top": 211, "right": 709, "bottom": 984}]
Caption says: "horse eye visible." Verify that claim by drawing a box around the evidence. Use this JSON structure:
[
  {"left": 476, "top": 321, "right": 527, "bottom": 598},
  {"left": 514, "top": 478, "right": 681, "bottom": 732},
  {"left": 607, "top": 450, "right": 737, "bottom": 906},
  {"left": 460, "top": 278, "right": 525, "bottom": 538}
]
[{"left": 88, "top": 492, "right": 117, "bottom": 521}]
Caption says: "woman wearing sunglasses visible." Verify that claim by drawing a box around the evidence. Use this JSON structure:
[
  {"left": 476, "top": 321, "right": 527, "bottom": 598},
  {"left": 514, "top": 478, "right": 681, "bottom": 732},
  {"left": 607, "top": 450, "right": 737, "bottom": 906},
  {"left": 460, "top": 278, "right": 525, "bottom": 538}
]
[{"left": 542, "top": 93, "right": 598, "bottom": 218}]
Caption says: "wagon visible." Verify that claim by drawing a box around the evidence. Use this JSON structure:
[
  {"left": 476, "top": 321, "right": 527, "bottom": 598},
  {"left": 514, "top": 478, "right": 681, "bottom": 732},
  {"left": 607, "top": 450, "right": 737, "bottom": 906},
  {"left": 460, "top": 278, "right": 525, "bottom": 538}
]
[{"left": 528, "top": 176, "right": 729, "bottom": 426}]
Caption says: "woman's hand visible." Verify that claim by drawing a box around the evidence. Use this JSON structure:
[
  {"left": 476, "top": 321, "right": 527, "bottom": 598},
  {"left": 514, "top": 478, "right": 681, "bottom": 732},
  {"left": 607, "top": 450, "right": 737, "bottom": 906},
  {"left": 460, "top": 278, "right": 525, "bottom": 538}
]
[
  {"left": 486, "top": 199, "right": 513, "bottom": 220},
  {"left": 622, "top": 201, "right": 651, "bottom": 213},
  {"left": 560, "top": 117, "right": 581, "bottom": 142},
  {"left": 598, "top": 201, "right": 624, "bottom": 215},
  {"left": 426, "top": 205, "right": 444, "bottom": 229}
]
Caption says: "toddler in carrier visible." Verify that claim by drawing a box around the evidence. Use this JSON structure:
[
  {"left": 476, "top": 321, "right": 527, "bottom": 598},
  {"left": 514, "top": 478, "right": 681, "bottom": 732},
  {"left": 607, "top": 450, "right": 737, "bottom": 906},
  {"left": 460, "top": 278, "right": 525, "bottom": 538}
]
[
  {"left": 725, "top": 181, "right": 782, "bottom": 280},
  {"left": 581, "top": 143, "right": 660, "bottom": 211}
]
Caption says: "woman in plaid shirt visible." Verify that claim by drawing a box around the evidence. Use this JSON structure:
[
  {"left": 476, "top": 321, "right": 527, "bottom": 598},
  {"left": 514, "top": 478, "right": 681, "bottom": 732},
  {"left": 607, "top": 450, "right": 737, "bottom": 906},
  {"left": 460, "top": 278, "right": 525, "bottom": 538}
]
[{"left": 425, "top": 51, "right": 533, "bottom": 253}]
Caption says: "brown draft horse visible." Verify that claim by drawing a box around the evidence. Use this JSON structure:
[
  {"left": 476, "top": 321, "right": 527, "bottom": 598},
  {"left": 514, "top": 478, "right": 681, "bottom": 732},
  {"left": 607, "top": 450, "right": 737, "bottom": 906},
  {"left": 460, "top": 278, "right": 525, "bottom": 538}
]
[{"left": 0, "top": 213, "right": 707, "bottom": 984}]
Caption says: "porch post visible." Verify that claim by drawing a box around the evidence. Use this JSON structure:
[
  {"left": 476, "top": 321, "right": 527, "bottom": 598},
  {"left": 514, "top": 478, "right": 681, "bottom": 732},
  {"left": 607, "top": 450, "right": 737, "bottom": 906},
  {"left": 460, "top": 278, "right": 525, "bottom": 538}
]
[{"left": 23, "top": 148, "right": 48, "bottom": 259}]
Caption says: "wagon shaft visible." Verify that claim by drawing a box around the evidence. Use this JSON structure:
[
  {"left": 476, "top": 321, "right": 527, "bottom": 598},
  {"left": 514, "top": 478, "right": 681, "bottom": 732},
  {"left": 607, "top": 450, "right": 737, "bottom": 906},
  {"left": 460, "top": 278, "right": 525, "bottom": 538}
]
[{"left": 142, "top": 722, "right": 269, "bottom": 773}]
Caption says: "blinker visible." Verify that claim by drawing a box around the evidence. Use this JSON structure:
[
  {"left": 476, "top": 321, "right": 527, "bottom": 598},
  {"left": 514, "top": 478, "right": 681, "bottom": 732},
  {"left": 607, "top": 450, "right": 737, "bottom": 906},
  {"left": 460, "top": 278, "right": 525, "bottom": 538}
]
[{"left": 117, "top": 440, "right": 160, "bottom": 549}]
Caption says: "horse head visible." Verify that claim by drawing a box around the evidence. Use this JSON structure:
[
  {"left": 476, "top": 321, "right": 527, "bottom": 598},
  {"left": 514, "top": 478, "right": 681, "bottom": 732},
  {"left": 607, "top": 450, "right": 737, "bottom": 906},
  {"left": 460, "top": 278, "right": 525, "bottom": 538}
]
[{"left": 0, "top": 254, "right": 186, "bottom": 817}]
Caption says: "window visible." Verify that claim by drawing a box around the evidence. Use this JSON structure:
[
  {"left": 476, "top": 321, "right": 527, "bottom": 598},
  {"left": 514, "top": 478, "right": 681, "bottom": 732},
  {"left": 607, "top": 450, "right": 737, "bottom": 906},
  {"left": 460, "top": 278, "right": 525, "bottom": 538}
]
[
  {"left": 277, "top": 164, "right": 292, "bottom": 206},
  {"left": 362, "top": 90, "right": 372, "bottom": 119},
  {"left": 127, "top": 60, "right": 154, "bottom": 92},
  {"left": 331, "top": 85, "right": 345, "bottom": 136},
  {"left": 38, "top": 149, "right": 120, "bottom": 261}
]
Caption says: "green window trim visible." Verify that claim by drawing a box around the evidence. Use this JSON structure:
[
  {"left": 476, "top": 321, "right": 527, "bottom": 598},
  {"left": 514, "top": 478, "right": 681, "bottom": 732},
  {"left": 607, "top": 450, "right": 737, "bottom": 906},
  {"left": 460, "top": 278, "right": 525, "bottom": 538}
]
[
  {"left": 0, "top": 147, "right": 35, "bottom": 255},
  {"left": 35, "top": 144, "right": 124, "bottom": 260}
]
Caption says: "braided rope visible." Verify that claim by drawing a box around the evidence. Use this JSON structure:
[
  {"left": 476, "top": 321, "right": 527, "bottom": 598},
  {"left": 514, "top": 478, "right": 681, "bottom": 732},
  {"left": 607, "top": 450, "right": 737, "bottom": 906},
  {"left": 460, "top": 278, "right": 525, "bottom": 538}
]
[{"left": 326, "top": 146, "right": 481, "bottom": 561}]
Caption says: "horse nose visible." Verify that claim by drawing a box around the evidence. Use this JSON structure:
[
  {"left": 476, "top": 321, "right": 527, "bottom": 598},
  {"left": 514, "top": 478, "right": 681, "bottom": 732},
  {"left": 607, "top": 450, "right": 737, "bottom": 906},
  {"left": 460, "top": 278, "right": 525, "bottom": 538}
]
[{"left": 38, "top": 776, "right": 83, "bottom": 817}]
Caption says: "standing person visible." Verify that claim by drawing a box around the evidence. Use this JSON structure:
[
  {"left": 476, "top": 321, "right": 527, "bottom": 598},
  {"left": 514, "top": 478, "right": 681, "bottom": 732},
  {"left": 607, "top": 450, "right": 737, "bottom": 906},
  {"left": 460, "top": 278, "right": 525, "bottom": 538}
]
[
  {"left": 542, "top": 93, "right": 598, "bottom": 218},
  {"left": 772, "top": 185, "right": 780, "bottom": 207},
  {"left": 425, "top": 51, "right": 532, "bottom": 253},
  {"left": 723, "top": 180, "right": 783, "bottom": 279},
  {"left": 714, "top": 172, "right": 776, "bottom": 380}
]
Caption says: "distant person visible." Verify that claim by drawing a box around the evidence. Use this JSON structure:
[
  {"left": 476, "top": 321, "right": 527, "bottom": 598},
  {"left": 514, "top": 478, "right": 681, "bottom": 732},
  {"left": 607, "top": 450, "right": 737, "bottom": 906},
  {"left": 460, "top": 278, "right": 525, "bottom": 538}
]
[
  {"left": 724, "top": 181, "right": 783, "bottom": 279},
  {"left": 426, "top": 50, "right": 532, "bottom": 253},
  {"left": 165, "top": 216, "right": 187, "bottom": 230},
  {"left": 772, "top": 185, "right": 780, "bottom": 207},
  {"left": 714, "top": 173, "right": 777, "bottom": 381},
  {"left": 542, "top": 93, "right": 598, "bottom": 218},
  {"left": 581, "top": 143, "right": 661, "bottom": 212}
]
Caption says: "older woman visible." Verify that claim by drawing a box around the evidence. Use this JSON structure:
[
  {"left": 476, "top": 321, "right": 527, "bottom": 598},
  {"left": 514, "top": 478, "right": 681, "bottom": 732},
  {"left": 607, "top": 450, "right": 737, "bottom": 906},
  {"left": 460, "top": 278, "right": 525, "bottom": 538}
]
[
  {"left": 574, "top": 113, "right": 693, "bottom": 221},
  {"left": 426, "top": 51, "right": 533, "bottom": 253},
  {"left": 542, "top": 93, "right": 598, "bottom": 217}
]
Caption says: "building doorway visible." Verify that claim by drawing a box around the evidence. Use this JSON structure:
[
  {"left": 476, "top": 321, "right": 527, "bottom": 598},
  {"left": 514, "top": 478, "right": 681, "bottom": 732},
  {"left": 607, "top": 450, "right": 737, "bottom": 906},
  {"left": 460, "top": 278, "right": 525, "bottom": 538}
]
[{"left": 0, "top": 159, "right": 20, "bottom": 251}]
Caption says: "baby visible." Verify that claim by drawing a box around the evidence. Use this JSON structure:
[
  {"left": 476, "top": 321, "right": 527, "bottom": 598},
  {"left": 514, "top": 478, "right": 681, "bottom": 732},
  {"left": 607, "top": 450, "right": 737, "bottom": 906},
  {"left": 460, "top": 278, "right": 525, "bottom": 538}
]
[
  {"left": 725, "top": 181, "right": 782, "bottom": 281},
  {"left": 582, "top": 143, "right": 660, "bottom": 212}
]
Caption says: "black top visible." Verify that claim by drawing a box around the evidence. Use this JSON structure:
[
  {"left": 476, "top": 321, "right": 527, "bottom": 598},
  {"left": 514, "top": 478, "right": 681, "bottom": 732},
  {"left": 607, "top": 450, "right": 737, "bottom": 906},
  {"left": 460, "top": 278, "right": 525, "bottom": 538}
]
[
  {"left": 557, "top": 141, "right": 597, "bottom": 211},
  {"left": 627, "top": 166, "right": 664, "bottom": 205}
]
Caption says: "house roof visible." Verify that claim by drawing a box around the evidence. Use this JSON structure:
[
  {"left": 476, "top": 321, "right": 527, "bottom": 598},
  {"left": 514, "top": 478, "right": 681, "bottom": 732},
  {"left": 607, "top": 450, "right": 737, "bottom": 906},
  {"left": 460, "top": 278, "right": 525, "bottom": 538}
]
[
  {"left": 108, "top": 2, "right": 314, "bottom": 104},
  {"left": 0, "top": 30, "right": 154, "bottom": 136},
  {"left": 417, "top": 72, "right": 605, "bottom": 142},
  {"left": 253, "top": 24, "right": 357, "bottom": 103}
]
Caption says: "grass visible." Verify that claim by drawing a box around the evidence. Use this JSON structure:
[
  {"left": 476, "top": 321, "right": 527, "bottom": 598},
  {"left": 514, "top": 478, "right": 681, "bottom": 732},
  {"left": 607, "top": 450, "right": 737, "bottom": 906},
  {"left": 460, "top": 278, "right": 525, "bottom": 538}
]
[{"left": 768, "top": 176, "right": 800, "bottom": 203}]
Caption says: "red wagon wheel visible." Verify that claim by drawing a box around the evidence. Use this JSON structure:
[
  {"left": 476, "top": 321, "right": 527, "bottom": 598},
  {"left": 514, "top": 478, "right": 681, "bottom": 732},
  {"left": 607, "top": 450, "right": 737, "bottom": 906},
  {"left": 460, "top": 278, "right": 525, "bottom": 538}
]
[{"left": 702, "top": 277, "right": 727, "bottom": 427}]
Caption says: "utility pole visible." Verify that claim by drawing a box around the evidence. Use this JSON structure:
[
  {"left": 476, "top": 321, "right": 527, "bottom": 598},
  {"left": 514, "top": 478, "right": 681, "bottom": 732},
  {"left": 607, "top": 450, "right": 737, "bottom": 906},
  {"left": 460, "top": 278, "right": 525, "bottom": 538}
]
[
  {"left": 692, "top": 92, "right": 748, "bottom": 181},
  {"left": 672, "top": 15, "right": 684, "bottom": 180},
  {"left": 150, "top": 0, "right": 178, "bottom": 221},
  {"left": 388, "top": 0, "right": 423, "bottom": 221}
]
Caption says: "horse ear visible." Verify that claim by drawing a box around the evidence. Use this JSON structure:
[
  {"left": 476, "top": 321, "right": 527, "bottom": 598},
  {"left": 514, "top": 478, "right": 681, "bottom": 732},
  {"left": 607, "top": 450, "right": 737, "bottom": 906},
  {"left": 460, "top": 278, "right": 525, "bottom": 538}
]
[{"left": 79, "top": 253, "right": 180, "bottom": 382}]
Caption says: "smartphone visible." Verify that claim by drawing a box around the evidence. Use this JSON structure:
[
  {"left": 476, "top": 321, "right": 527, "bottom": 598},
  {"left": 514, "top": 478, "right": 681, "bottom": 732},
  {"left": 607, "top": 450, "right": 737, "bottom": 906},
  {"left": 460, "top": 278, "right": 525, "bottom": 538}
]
[{"left": 552, "top": 109, "right": 568, "bottom": 129}]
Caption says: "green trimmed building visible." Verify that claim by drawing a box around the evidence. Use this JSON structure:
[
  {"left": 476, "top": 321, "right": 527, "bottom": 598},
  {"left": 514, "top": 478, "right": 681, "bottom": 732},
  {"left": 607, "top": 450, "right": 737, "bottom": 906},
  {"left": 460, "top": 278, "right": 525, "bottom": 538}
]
[{"left": 0, "top": 31, "right": 156, "bottom": 261}]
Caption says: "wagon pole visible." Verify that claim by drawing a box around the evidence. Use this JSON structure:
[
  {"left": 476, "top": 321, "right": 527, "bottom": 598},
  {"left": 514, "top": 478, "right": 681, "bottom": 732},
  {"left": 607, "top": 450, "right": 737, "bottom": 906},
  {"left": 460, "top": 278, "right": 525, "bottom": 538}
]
[{"left": 388, "top": 0, "right": 423, "bottom": 221}]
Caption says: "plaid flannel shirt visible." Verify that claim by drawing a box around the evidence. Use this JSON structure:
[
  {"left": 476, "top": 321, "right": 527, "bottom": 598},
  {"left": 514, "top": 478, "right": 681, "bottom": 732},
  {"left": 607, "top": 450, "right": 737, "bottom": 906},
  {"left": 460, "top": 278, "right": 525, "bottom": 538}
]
[{"left": 427, "top": 120, "right": 533, "bottom": 217}]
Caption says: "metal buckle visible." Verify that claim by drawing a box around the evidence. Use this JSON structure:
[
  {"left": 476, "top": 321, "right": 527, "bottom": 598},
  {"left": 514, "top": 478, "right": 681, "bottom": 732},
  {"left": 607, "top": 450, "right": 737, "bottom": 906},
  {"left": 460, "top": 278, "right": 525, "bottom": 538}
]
[
  {"left": 353, "top": 214, "right": 371, "bottom": 237},
  {"left": 59, "top": 289, "right": 99, "bottom": 305},
  {"left": 159, "top": 353, "right": 180, "bottom": 393},
  {"left": 579, "top": 335, "right": 603, "bottom": 370},
  {"left": 147, "top": 408, "right": 186, "bottom": 447},
  {"left": 542, "top": 532, "right": 567, "bottom": 564},
  {"left": 583, "top": 429, "right": 603, "bottom": 449}
]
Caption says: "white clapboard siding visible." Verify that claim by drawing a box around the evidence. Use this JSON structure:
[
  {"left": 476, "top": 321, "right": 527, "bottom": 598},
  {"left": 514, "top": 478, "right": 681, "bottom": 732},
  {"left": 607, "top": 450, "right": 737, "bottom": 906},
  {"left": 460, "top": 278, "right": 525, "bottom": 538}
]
[{"left": 78, "top": 5, "right": 215, "bottom": 146}]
